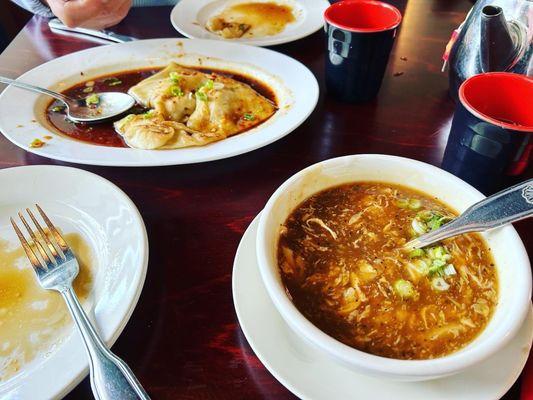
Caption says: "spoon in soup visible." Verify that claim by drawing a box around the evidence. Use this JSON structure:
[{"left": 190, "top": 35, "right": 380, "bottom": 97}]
[
  {"left": 404, "top": 179, "right": 533, "bottom": 249},
  {"left": 0, "top": 76, "right": 135, "bottom": 123}
]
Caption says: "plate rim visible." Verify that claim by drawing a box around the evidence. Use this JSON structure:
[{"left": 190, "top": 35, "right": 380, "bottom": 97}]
[
  {"left": 0, "top": 164, "right": 149, "bottom": 399},
  {"left": 170, "top": 0, "right": 331, "bottom": 47}
]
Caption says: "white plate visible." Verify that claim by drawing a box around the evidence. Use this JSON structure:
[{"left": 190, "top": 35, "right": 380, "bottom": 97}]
[
  {"left": 171, "top": 0, "right": 330, "bottom": 46},
  {"left": 0, "top": 165, "right": 148, "bottom": 399},
  {"left": 233, "top": 215, "right": 533, "bottom": 400},
  {"left": 0, "top": 38, "right": 318, "bottom": 167}
]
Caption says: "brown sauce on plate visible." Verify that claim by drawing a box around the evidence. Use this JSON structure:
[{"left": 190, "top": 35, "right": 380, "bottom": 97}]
[{"left": 46, "top": 67, "right": 277, "bottom": 148}]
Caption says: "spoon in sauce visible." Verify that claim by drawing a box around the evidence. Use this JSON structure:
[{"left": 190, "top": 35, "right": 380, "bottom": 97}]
[
  {"left": 404, "top": 179, "right": 533, "bottom": 249},
  {"left": 0, "top": 76, "right": 135, "bottom": 123}
]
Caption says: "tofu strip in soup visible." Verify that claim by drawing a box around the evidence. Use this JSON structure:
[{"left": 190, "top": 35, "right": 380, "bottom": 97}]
[{"left": 277, "top": 182, "right": 498, "bottom": 360}]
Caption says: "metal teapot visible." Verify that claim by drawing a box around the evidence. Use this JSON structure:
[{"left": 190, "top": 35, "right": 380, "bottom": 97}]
[{"left": 447, "top": 0, "right": 532, "bottom": 100}]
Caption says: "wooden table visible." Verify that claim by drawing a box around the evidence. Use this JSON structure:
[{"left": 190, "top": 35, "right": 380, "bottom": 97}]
[{"left": 0, "top": 1, "right": 531, "bottom": 399}]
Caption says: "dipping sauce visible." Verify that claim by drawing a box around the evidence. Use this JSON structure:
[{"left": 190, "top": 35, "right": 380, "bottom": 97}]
[
  {"left": 278, "top": 182, "right": 497, "bottom": 360},
  {"left": 0, "top": 233, "right": 93, "bottom": 380},
  {"left": 206, "top": 2, "right": 296, "bottom": 38},
  {"left": 46, "top": 68, "right": 276, "bottom": 148}
]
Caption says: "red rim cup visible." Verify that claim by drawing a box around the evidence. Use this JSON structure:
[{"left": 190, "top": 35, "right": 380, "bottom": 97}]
[
  {"left": 324, "top": 0, "right": 402, "bottom": 33},
  {"left": 459, "top": 73, "right": 533, "bottom": 133}
]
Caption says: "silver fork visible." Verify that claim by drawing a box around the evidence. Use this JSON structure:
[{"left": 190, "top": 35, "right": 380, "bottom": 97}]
[{"left": 11, "top": 205, "right": 150, "bottom": 400}]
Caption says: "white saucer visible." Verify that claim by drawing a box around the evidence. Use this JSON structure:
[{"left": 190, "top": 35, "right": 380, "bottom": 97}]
[
  {"left": 171, "top": 0, "right": 330, "bottom": 47},
  {"left": 232, "top": 215, "right": 533, "bottom": 400}
]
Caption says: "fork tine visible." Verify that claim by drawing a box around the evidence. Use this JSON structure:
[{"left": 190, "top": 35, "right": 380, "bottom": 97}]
[
  {"left": 35, "top": 204, "right": 69, "bottom": 254},
  {"left": 10, "top": 217, "right": 45, "bottom": 270},
  {"left": 26, "top": 208, "right": 63, "bottom": 261},
  {"left": 18, "top": 211, "right": 54, "bottom": 268}
]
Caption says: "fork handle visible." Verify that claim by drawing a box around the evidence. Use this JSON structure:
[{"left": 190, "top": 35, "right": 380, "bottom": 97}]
[{"left": 61, "top": 287, "right": 150, "bottom": 400}]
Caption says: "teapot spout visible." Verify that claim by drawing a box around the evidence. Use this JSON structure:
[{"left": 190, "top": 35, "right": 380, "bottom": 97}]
[{"left": 480, "top": 5, "right": 518, "bottom": 71}]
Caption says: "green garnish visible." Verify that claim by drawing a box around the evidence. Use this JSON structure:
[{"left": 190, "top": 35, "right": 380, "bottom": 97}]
[
  {"left": 142, "top": 109, "right": 156, "bottom": 119},
  {"left": 105, "top": 77, "right": 122, "bottom": 86},
  {"left": 408, "top": 248, "right": 424, "bottom": 258},
  {"left": 51, "top": 105, "right": 65, "bottom": 113},
  {"left": 429, "top": 259, "right": 447, "bottom": 276},
  {"left": 196, "top": 91, "right": 208, "bottom": 102},
  {"left": 396, "top": 198, "right": 409, "bottom": 208},
  {"left": 29, "top": 138, "right": 45, "bottom": 148},
  {"left": 408, "top": 198, "right": 422, "bottom": 210},
  {"left": 169, "top": 72, "right": 181, "bottom": 83},
  {"left": 394, "top": 279, "right": 415, "bottom": 299},
  {"left": 82, "top": 86, "right": 94, "bottom": 93},
  {"left": 85, "top": 94, "right": 100, "bottom": 107},
  {"left": 202, "top": 79, "right": 214, "bottom": 90},
  {"left": 169, "top": 86, "right": 184, "bottom": 97},
  {"left": 243, "top": 113, "right": 255, "bottom": 121}
]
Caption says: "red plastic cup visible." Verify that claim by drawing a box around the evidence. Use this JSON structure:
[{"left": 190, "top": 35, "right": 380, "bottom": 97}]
[{"left": 442, "top": 73, "right": 533, "bottom": 193}]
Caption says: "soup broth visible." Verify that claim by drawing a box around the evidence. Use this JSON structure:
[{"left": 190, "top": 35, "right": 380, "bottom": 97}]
[{"left": 277, "top": 182, "right": 498, "bottom": 360}]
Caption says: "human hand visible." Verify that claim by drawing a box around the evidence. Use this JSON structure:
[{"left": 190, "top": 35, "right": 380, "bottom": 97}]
[{"left": 46, "top": 0, "right": 133, "bottom": 29}]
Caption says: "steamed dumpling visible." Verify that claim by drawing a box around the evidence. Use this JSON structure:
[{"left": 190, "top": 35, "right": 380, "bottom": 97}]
[{"left": 114, "top": 63, "right": 276, "bottom": 150}]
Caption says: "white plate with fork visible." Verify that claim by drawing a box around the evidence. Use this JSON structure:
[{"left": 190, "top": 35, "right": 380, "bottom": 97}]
[{"left": 0, "top": 165, "right": 148, "bottom": 399}]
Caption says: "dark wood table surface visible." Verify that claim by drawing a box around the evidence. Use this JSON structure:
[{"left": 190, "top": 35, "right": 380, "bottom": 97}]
[{"left": 0, "top": 1, "right": 531, "bottom": 399}]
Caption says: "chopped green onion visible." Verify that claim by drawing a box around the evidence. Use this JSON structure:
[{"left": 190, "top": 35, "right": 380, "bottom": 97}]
[
  {"left": 394, "top": 279, "right": 415, "bottom": 299},
  {"left": 169, "top": 86, "right": 184, "bottom": 97},
  {"left": 416, "top": 210, "right": 434, "bottom": 222},
  {"left": 411, "top": 218, "right": 427, "bottom": 235},
  {"left": 202, "top": 79, "right": 214, "bottom": 90},
  {"left": 169, "top": 71, "right": 181, "bottom": 83},
  {"left": 429, "top": 259, "right": 447, "bottom": 276},
  {"left": 413, "top": 259, "right": 430, "bottom": 275},
  {"left": 443, "top": 264, "right": 456, "bottom": 276},
  {"left": 408, "top": 198, "right": 422, "bottom": 210},
  {"left": 196, "top": 91, "right": 208, "bottom": 102},
  {"left": 409, "top": 248, "right": 424, "bottom": 258},
  {"left": 431, "top": 277, "right": 450, "bottom": 291},
  {"left": 243, "top": 113, "right": 255, "bottom": 121},
  {"left": 82, "top": 86, "right": 94, "bottom": 93},
  {"left": 85, "top": 94, "right": 100, "bottom": 106},
  {"left": 142, "top": 109, "right": 156, "bottom": 119},
  {"left": 51, "top": 105, "right": 65, "bottom": 113},
  {"left": 104, "top": 77, "right": 122, "bottom": 86},
  {"left": 396, "top": 198, "right": 409, "bottom": 208},
  {"left": 29, "top": 138, "right": 45, "bottom": 148}
]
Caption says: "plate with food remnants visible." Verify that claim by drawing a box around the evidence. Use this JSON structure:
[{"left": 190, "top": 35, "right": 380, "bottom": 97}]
[
  {"left": 0, "top": 39, "right": 318, "bottom": 166},
  {"left": 170, "top": 0, "right": 330, "bottom": 46},
  {"left": 0, "top": 165, "right": 148, "bottom": 399}
]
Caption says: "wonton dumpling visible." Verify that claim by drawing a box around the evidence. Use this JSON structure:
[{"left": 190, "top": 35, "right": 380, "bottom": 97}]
[
  {"left": 117, "top": 62, "right": 276, "bottom": 149},
  {"left": 114, "top": 113, "right": 225, "bottom": 150}
]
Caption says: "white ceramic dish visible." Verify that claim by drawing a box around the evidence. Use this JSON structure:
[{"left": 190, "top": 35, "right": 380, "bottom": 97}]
[
  {"left": 0, "top": 165, "right": 148, "bottom": 399},
  {"left": 233, "top": 215, "right": 533, "bottom": 399},
  {"left": 0, "top": 38, "right": 318, "bottom": 167},
  {"left": 256, "top": 154, "right": 532, "bottom": 381},
  {"left": 170, "top": 0, "right": 330, "bottom": 46}
]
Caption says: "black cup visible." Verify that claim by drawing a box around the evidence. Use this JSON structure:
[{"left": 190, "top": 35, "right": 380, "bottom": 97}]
[
  {"left": 324, "top": 0, "right": 402, "bottom": 102},
  {"left": 442, "top": 73, "right": 533, "bottom": 194}
]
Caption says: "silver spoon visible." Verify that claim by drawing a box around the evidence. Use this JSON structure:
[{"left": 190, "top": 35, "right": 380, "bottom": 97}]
[
  {"left": 405, "top": 179, "right": 533, "bottom": 249},
  {"left": 0, "top": 76, "right": 135, "bottom": 123}
]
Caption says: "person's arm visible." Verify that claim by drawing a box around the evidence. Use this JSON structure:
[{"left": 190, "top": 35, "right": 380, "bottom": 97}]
[
  {"left": 10, "top": 0, "right": 55, "bottom": 17},
  {"left": 9, "top": 0, "right": 132, "bottom": 29}
]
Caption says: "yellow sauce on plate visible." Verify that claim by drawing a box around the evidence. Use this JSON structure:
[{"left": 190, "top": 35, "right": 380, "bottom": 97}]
[
  {"left": 208, "top": 2, "right": 296, "bottom": 38},
  {"left": 0, "top": 233, "right": 93, "bottom": 381}
]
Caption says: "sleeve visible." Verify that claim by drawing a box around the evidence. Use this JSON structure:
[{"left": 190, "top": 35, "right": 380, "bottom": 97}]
[{"left": 10, "top": 0, "right": 55, "bottom": 17}]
